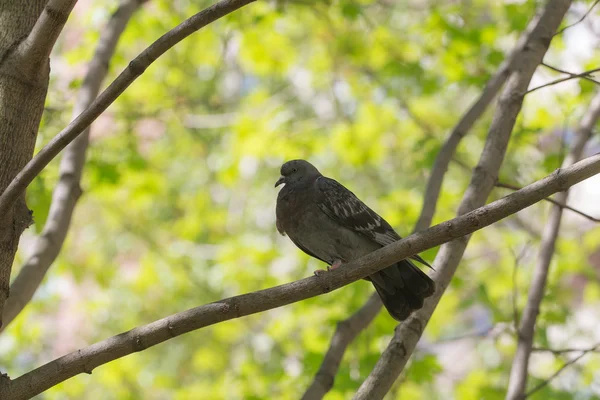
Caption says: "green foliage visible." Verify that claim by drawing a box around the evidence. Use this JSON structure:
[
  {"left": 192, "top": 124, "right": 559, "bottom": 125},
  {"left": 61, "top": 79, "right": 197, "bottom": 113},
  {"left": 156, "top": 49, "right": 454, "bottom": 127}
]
[{"left": 3, "top": 0, "right": 600, "bottom": 399}]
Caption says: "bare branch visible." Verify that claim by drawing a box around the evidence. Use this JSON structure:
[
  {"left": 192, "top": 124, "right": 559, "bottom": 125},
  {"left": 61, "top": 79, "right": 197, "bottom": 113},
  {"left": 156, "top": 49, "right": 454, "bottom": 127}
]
[
  {"left": 510, "top": 243, "right": 531, "bottom": 333},
  {"left": 496, "top": 181, "right": 600, "bottom": 222},
  {"left": 301, "top": 294, "right": 382, "bottom": 400},
  {"left": 542, "top": 62, "right": 600, "bottom": 86},
  {"left": 1, "top": 0, "right": 144, "bottom": 332},
  {"left": 525, "top": 344, "right": 600, "bottom": 397},
  {"left": 526, "top": 67, "right": 600, "bottom": 94},
  {"left": 354, "top": 2, "right": 571, "bottom": 399},
  {"left": 505, "top": 90, "right": 600, "bottom": 400},
  {"left": 532, "top": 345, "right": 600, "bottom": 355},
  {"left": 554, "top": 0, "right": 600, "bottom": 36},
  {"left": 302, "top": 3, "right": 578, "bottom": 396},
  {"left": 413, "top": 0, "right": 552, "bottom": 232},
  {"left": 0, "top": 0, "right": 256, "bottom": 217},
  {"left": 2, "top": 152, "right": 600, "bottom": 400},
  {"left": 18, "top": 0, "right": 78, "bottom": 70}
]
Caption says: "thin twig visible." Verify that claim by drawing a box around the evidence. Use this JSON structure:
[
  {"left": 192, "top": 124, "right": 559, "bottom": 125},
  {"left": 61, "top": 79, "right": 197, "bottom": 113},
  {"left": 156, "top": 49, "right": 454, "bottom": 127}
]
[
  {"left": 525, "top": 344, "right": 599, "bottom": 397},
  {"left": 0, "top": 0, "right": 257, "bottom": 217},
  {"left": 1, "top": 0, "right": 144, "bottom": 332},
  {"left": 554, "top": 0, "right": 600, "bottom": 36},
  {"left": 532, "top": 345, "right": 600, "bottom": 355},
  {"left": 526, "top": 67, "right": 600, "bottom": 94},
  {"left": 2, "top": 153, "right": 600, "bottom": 400},
  {"left": 496, "top": 181, "right": 599, "bottom": 222},
  {"left": 542, "top": 62, "right": 600, "bottom": 86}
]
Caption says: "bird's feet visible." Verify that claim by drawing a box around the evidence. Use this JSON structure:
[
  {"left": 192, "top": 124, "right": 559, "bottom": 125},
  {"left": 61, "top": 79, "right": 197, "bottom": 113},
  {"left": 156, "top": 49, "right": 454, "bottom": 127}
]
[
  {"left": 330, "top": 259, "right": 343, "bottom": 270},
  {"left": 313, "top": 260, "right": 343, "bottom": 276}
]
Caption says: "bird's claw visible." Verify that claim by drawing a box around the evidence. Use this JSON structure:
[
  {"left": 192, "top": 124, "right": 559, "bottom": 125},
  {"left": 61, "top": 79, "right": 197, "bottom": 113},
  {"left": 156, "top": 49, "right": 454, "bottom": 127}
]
[{"left": 314, "top": 260, "right": 343, "bottom": 276}]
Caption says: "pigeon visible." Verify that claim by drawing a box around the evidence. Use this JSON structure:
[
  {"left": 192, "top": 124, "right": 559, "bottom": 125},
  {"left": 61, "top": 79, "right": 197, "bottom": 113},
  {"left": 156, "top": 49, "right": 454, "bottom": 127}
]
[{"left": 275, "top": 159, "right": 435, "bottom": 321}]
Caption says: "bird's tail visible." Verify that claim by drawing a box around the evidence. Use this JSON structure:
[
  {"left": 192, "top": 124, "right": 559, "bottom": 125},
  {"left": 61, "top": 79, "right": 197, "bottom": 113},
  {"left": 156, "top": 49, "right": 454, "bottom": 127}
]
[{"left": 368, "top": 259, "right": 435, "bottom": 321}]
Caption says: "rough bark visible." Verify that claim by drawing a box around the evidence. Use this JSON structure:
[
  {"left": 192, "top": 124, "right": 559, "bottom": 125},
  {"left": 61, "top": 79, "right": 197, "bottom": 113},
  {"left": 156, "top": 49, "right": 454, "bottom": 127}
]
[
  {"left": 0, "top": 0, "right": 257, "bottom": 218},
  {"left": 1, "top": 0, "right": 144, "bottom": 332},
  {"left": 0, "top": 0, "right": 76, "bottom": 328}
]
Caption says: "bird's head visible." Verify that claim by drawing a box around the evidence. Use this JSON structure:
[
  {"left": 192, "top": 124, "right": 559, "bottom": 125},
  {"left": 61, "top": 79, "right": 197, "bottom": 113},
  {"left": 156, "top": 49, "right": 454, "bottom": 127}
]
[{"left": 275, "top": 159, "right": 321, "bottom": 187}]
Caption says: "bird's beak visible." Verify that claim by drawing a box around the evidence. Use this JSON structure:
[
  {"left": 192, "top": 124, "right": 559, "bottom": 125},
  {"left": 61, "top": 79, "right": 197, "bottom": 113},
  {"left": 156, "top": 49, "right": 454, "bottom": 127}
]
[{"left": 275, "top": 176, "right": 285, "bottom": 187}]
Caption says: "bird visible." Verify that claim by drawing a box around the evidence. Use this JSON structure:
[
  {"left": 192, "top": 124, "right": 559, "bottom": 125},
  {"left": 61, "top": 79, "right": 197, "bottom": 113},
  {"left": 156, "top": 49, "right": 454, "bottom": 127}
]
[{"left": 275, "top": 159, "right": 435, "bottom": 321}]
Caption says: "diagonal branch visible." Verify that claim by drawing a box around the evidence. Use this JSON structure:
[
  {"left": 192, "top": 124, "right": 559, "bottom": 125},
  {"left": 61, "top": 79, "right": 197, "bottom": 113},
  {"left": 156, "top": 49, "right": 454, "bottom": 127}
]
[
  {"left": 1, "top": 0, "right": 145, "bottom": 332},
  {"left": 0, "top": 0, "right": 256, "bottom": 217},
  {"left": 300, "top": 4, "right": 556, "bottom": 396},
  {"left": 554, "top": 0, "right": 600, "bottom": 36},
  {"left": 526, "top": 66, "right": 600, "bottom": 94},
  {"left": 532, "top": 345, "right": 600, "bottom": 355},
  {"left": 1, "top": 152, "right": 600, "bottom": 400},
  {"left": 301, "top": 294, "right": 382, "bottom": 400},
  {"left": 413, "top": 0, "right": 556, "bottom": 233},
  {"left": 354, "top": 2, "right": 571, "bottom": 399},
  {"left": 18, "top": 0, "right": 78, "bottom": 69},
  {"left": 453, "top": 159, "right": 599, "bottom": 222},
  {"left": 496, "top": 181, "right": 600, "bottom": 222},
  {"left": 505, "top": 90, "right": 600, "bottom": 400},
  {"left": 542, "top": 62, "right": 600, "bottom": 86}
]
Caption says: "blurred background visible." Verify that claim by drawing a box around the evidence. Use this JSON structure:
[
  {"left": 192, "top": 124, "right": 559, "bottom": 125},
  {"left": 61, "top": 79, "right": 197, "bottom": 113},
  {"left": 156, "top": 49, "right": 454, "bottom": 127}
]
[{"left": 2, "top": 0, "right": 600, "bottom": 398}]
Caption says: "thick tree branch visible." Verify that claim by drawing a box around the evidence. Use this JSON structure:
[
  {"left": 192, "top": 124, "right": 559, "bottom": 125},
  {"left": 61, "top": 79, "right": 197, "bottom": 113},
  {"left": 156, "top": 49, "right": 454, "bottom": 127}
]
[
  {"left": 354, "top": 2, "right": 571, "bottom": 399},
  {"left": 0, "top": 153, "right": 599, "bottom": 399},
  {"left": 505, "top": 90, "right": 600, "bottom": 400},
  {"left": 0, "top": 0, "right": 256, "bottom": 217},
  {"left": 1, "top": 0, "right": 144, "bottom": 332},
  {"left": 18, "top": 0, "right": 78, "bottom": 71},
  {"left": 414, "top": 1, "right": 552, "bottom": 233},
  {"left": 302, "top": 5, "right": 571, "bottom": 396}
]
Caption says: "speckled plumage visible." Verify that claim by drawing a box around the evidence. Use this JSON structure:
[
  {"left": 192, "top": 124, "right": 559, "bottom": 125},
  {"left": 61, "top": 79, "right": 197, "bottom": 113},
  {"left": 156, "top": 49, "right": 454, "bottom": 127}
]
[{"left": 275, "top": 159, "right": 435, "bottom": 321}]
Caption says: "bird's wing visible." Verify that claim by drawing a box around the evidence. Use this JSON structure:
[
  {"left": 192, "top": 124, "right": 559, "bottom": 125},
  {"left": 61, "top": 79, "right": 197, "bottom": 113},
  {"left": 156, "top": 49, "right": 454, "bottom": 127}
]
[{"left": 315, "top": 177, "right": 432, "bottom": 269}]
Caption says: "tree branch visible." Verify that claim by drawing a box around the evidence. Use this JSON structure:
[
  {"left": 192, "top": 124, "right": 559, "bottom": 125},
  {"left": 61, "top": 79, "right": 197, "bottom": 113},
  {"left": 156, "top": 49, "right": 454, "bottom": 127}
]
[
  {"left": 0, "top": 152, "right": 598, "bottom": 399},
  {"left": 496, "top": 181, "right": 600, "bottom": 222},
  {"left": 1, "top": 0, "right": 144, "bottom": 332},
  {"left": 554, "top": 0, "right": 600, "bottom": 36},
  {"left": 526, "top": 66, "right": 600, "bottom": 94},
  {"left": 302, "top": 4, "right": 573, "bottom": 396},
  {"left": 542, "top": 62, "right": 600, "bottom": 86},
  {"left": 532, "top": 345, "right": 600, "bottom": 355},
  {"left": 525, "top": 343, "right": 600, "bottom": 397},
  {"left": 413, "top": 0, "right": 553, "bottom": 233},
  {"left": 505, "top": 90, "right": 600, "bottom": 400},
  {"left": 0, "top": 0, "right": 256, "bottom": 217},
  {"left": 354, "top": 2, "right": 571, "bottom": 399},
  {"left": 300, "top": 294, "right": 382, "bottom": 400},
  {"left": 18, "top": 0, "right": 78, "bottom": 69}
]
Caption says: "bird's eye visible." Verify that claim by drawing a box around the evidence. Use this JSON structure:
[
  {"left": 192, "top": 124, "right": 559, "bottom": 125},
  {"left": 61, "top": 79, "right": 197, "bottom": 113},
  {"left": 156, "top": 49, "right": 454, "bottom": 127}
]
[{"left": 292, "top": 168, "right": 297, "bottom": 173}]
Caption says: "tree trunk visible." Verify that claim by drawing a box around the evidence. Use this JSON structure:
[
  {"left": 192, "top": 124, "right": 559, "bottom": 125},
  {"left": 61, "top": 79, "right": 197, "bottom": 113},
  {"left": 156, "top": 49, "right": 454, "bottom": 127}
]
[{"left": 0, "top": 0, "right": 50, "bottom": 327}]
